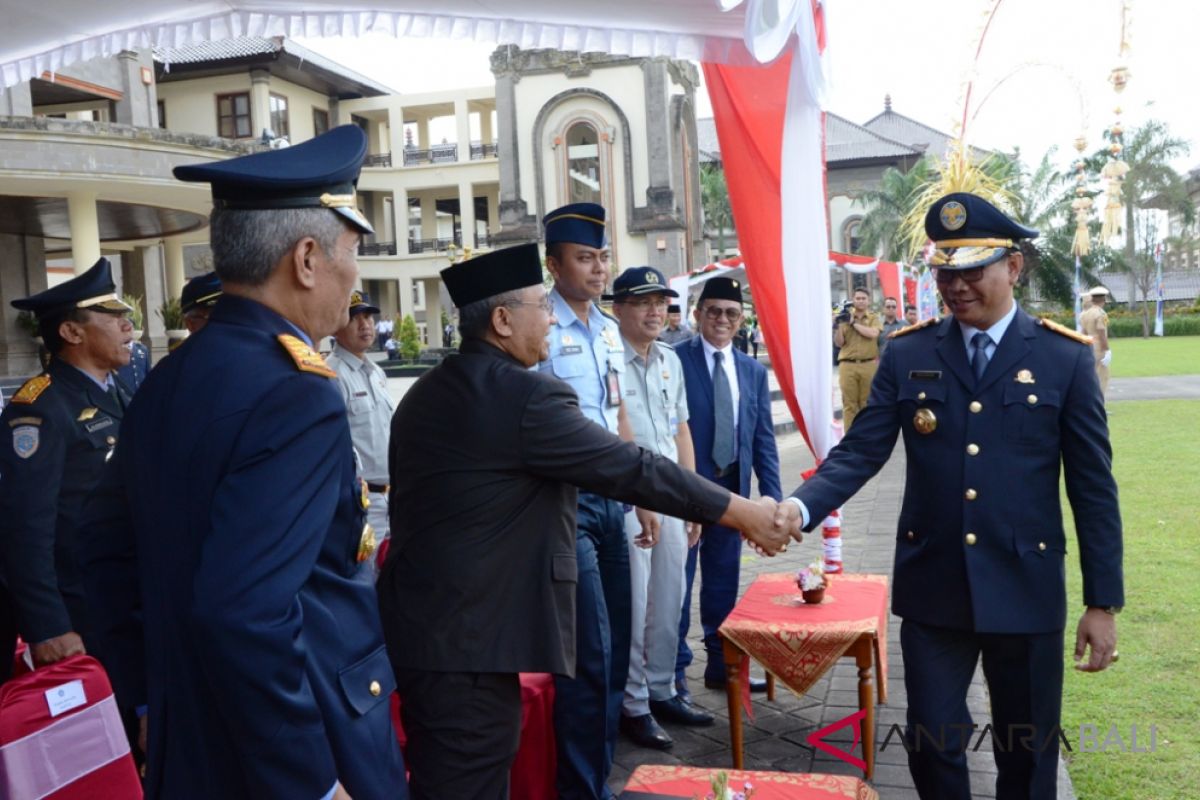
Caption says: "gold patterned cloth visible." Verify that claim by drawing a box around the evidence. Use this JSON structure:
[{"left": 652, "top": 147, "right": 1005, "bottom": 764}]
[
  {"left": 719, "top": 573, "right": 889, "bottom": 707},
  {"left": 624, "top": 765, "right": 880, "bottom": 799}
]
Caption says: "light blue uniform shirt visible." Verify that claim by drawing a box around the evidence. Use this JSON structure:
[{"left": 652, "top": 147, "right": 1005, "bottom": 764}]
[{"left": 538, "top": 287, "right": 626, "bottom": 433}]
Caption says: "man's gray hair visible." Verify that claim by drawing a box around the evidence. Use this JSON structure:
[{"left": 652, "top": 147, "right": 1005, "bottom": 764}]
[
  {"left": 209, "top": 208, "right": 348, "bottom": 286},
  {"left": 457, "top": 289, "right": 525, "bottom": 340}
]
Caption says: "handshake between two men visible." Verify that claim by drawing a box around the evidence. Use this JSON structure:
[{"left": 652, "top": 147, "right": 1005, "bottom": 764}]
[{"left": 717, "top": 495, "right": 804, "bottom": 557}]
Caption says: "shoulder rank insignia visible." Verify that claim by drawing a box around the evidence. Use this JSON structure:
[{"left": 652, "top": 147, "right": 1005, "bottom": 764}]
[
  {"left": 889, "top": 318, "right": 938, "bottom": 339},
  {"left": 277, "top": 334, "right": 337, "bottom": 378},
  {"left": 11, "top": 374, "right": 51, "bottom": 405},
  {"left": 1038, "top": 317, "right": 1093, "bottom": 345}
]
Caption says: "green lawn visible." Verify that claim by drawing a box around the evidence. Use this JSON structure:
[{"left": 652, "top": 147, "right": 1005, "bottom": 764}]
[
  {"left": 1061, "top": 399, "right": 1200, "bottom": 799},
  {"left": 1109, "top": 335, "right": 1200, "bottom": 378}
]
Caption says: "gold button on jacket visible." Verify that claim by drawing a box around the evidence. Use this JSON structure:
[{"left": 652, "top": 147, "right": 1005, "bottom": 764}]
[
  {"left": 965, "top": 488, "right": 978, "bottom": 501},
  {"left": 369, "top": 680, "right": 382, "bottom": 697},
  {"left": 965, "top": 533, "right": 977, "bottom": 546},
  {"left": 967, "top": 443, "right": 980, "bottom": 456},
  {"left": 969, "top": 400, "right": 982, "bottom": 413}
]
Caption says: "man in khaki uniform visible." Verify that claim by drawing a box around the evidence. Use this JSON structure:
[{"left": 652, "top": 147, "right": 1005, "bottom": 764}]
[
  {"left": 1079, "top": 286, "right": 1112, "bottom": 398},
  {"left": 835, "top": 287, "right": 882, "bottom": 430}
]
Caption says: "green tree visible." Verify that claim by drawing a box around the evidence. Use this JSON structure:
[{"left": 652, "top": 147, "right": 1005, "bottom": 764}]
[
  {"left": 397, "top": 315, "right": 422, "bottom": 361},
  {"left": 700, "top": 164, "right": 734, "bottom": 258},
  {"left": 854, "top": 157, "right": 935, "bottom": 261}
]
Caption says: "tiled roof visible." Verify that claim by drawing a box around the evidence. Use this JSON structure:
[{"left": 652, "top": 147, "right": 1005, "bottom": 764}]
[
  {"left": 154, "top": 37, "right": 280, "bottom": 65},
  {"left": 862, "top": 109, "right": 961, "bottom": 160},
  {"left": 697, "top": 113, "right": 923, "bottom": 166}
]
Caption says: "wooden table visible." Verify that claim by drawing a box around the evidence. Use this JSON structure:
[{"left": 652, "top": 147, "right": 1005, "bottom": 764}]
[
  {"left": 717, "top": 573, "right": 889, "bottom": 779},
  {"left": 621, "top": 765, "right": 880, "bottom": 799}
]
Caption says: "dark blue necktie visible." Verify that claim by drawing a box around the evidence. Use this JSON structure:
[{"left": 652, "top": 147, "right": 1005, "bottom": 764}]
[
  {"left": 971, "top": 332, "right": 992, "bottom": 385},
  {"left": 711, "top": 350, "right": 735, "bottom": 471}
]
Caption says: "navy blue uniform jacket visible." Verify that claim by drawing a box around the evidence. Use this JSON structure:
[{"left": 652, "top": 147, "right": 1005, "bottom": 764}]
[
  {"left": 675, "top": 336, "right": 782, "bottom": 500},
  {"left": 793, "top": 309, "right": 1123, "bottom": 634},
  {"left": 81, "top": 295, "right": 405, "bottom": 799}
]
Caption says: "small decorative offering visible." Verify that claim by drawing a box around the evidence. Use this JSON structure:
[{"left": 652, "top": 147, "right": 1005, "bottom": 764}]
[
  {"left": 797, "top": 561, "right": 828, "bottom": 604},
  {"left": 700, "top": 771, "right": 756, "bottom": 800}
]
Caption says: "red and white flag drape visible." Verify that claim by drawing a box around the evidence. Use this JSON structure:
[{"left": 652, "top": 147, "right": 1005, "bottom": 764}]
[{"left": 703, "top": 2, "right": 840, "bottom": 568}]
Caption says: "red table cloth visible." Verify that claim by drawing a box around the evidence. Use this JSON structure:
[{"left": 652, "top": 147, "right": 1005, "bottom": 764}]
[{"left": 623, "top": 765, "right": 879, "bottom": 799}]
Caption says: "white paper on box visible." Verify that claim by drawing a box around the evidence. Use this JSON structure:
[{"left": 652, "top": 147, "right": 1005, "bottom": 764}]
[{"left": 44, "top": 679, "right": 87, "bottom": 717}]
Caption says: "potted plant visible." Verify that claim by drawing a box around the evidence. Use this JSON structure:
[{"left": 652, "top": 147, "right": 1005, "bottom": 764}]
[
  {"left": 16, "top": 310, "right": 41, "bottom": 343},
  {"left": 123, "top": 294, "right": 145, "bottom": 339},
  {"left": 797, "top": 561, "right": 828, "bottom": 604},
  {"left": 158, "top": 297, "right": 188, "bottom": 348}
]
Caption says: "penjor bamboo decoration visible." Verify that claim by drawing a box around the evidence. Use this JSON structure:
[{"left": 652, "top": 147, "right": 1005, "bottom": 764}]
[
  {"left": 1100, "top": 0, "right": 1133, "bottom": 241},
  {"left": 1071, "top": 135, "right": 1093, "bottom": 257}
]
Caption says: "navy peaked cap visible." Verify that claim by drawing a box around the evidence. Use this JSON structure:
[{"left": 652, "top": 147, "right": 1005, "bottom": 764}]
[
  {"left": 11, "top": 257, "right": 132, "bottom": 317},
  {"left": 544, "top": 202, "right": 607, "bottom": 248},
  {"left": 925, "top": 192, "right": 1038, "bottom": 270},
  {"left": 605, "top": 266, "right": 678, "bottom": 301},
  {"left": 441, "top": 243, "right": 545, "bottom": 307},
  {"left": 180, "top": 272, "right": 223, "bottom": 313},
  {"left": 174, "top": 125, "right": 373, "bottom": 235},
  {"left": 349, "top": 289, "right": 380, "bottom": 316},
  {"left": 698, "top": 276, "right": 744, "bottom": 305}
]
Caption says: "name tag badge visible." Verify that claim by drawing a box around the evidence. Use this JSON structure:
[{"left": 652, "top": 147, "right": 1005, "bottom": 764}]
[
  {"left": 85, "top": 417, "right": 114, "bottom": 433},
  {"left": 561, "top": 345, "right": 583, "bottom": 356},
  {"left": 354, "top": 391, "right": 368, "bottom": 397},
  {"left": 45, "top": 680, "right": 87, "bottom": 717},
  {"left": 908, "top": 370, "right": 942, "bottom": 381},
  {"left": 606, "top": 366, "right": 622, "bottom": 408}
]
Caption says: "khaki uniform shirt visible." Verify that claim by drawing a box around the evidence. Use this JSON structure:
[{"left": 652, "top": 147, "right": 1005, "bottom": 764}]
[
  {"left": 1079, "top": 306, "right": 1109, "bottom": 359},
  {"left": 621, "top": 337, "right": 689, "bottom": 461},
  {"left": 326, "top": 343, "right": 395, "bottom": 483},
  {"left": 837, "top": 310, "right": 883, "bottom": 361}
]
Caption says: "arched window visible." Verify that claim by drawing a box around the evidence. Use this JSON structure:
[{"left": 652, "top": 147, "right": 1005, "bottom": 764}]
[
  {"left": 565, "top": 121, "right": 603, "bottom": 205},
  {"left": 842, "top": 217, "right": 863, "bottom": 254}
]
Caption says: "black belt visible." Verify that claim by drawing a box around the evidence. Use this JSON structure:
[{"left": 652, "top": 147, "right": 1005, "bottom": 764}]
[
  {"left": 366, "top": 482, "right": 390, "bottom": 494},
  {"left": 839, "top": 358, "right": 875, "bottom": 363}
]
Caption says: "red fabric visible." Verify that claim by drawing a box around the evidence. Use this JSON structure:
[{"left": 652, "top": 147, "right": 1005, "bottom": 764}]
[
  {"left": 625, "top": 765, "right": 879, "bottom": 799},
  {"left": 391, "top": 673, "right": 556, "bottom": 800},
  {"left": 0, "top": 655, "right": 143, "bottom": 799},
  {"left": 877, "top": 261, "right": 901, "bottom": 303},
  {"left": 703, "top": 55, "right": 812, "bottom": 452}
]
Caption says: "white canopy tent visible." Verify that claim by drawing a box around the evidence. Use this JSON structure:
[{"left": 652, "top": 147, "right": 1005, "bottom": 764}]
[{"left": 0, "top": 0, "right": 814, "bottom": 87}]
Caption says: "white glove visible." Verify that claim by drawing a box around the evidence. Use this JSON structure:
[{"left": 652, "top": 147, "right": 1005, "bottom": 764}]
[{"left": 1100, "top": 350, "right": 1112, "bottom": 367}]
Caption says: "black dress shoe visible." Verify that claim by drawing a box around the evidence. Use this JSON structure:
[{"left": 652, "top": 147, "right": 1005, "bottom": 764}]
[
  {"left": 704, "top": 675, "right": 769, "bottom": 693},
  {"left": 650, "top": 695, "right": 715, "bottom": 726},
  {"left": 620, "top": 713, "right": 673, "bottom": 750}
]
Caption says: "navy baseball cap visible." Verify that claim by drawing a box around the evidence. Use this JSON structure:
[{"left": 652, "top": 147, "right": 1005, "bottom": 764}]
[
  {"left": 544, "top": 203, "right": 607, "bottom": 249},
  {"left": 925, "top": 192, "right": 1038, "bottom": 270},
  {"left": 174, "top": 125, "right": 373, "bottom": 235},
  {"left": 180, "top": 272, "right": 222, "bottom": 313},
  {"left": 11, "top": 257, "right": 132, "bottom": 317},
  {"left": 348, "top": 289, "right": 380, "bottom": 316},
  {"left": 605, "top": 266, "right": 679, "bottom": 301}
]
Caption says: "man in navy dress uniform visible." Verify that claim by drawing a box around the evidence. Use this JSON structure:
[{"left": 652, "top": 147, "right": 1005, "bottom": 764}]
[
  {"left": 0, "top": 258, "right": 134, "bottom": 680},
  {"left": 80, "top": 126, "right": 407, "bottom": 800},
  {"left": 778, "top": 193, "right": 1123, "bottom": 799},
  {"left": 180, "top": 271, "right": 223, "bottom": 334}
]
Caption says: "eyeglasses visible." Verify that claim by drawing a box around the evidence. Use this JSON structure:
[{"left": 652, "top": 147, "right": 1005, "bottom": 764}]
[
  {"left": 702, "top": 306, "right": 743, "bottom": 322},
  {"left": 933, "top": 265, "right": 988, "bottom": 285},
  {"left": 506, "top": 298, "right": 555, "bottom": 314}
]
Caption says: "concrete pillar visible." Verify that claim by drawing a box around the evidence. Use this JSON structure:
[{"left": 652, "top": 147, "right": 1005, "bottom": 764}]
[
  {"left": 642, "top": 59, "right": 675, "bottom": 214},
  {"left": 386, "top": 98, "right": 406, "bottom": 160},
  {"left": 419, "top": 193, "right": 437, "bottom": 240},
  {"left": 119, "top": 244, "right": 168, "bottom": 360},
  {"left": 454, "top": 99, "right": 471, "bottom": 163},
  {"left": 0, "top": 83, "right": 33, "bottom": 116},
  {"left": 0, "top": 234, "right": 47, "bottom": 376},
  {"left": 494, "top": 71, "right": 521, "bottom": 207},
  {"left": 67, "top": 191, "right": 101, "bottom": 273},
  {"left": 458, "top": 181, "right": 476, "bottom": 249},
  {"left": 486, "top": 186, "right": 500, "bottom": 243},
  {"left": 480, "top": 106, "right": 494, "bottom": 146},
  {"left": 397, "top": 274, "right": 414, "bottom": 319},
  {"left": 394, "top": 189, "right": 410, "bottom": 255},
  {"left": 164, "top": 237, "right": 185, "bottom": 301},
  {"left": 114, "top": 50, "right": 155, "bottom": 127},
  {"left": 250, "top": 69, "right": 272, "bottom": 139},
  {"left": 425, "top": 279, "right": 443, "bottom": 347},
  {"left": 416, "top": 117, "right": 430, "bottom": 150}
]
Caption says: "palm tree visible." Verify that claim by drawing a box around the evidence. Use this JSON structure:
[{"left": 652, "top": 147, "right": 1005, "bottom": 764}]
[
  {"left": 854, "top": 157, "right": 935, "bottom": 261},
  {"left": 700, "top": 164, "right": 734, "bottom": 259}
]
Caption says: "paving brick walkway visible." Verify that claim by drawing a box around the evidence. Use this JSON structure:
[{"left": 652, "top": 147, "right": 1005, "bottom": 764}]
[{"left": 609, "top": 430, "right": 1076, "bottom": 799}]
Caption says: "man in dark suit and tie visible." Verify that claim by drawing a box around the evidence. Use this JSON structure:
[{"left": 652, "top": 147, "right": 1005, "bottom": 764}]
[
  {"left": 675, "top": 276, "right": 783, "bottom": 694},
  {"left": 777, "top": 193, "right": 1123, "bottom": 799},
  {"left": 78, "top": 126, "right": 407, "bottom": 800},
  {"left": 378, "top": 244, "right": 797, "bottom": 800}
]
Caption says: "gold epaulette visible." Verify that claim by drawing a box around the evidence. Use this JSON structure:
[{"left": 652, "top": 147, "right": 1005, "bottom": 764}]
[
  {"left": 1038, "top": 317, "right": 1093, "bottom": 345},
  {"left": 888, "top": 318, "right": 938, "bottom": 339},
  {"left": 277, "top": 334, "right": 337, "bottom": 378},
  {"left": 10, "top": 374, "right": 51, "bottom": 404}
]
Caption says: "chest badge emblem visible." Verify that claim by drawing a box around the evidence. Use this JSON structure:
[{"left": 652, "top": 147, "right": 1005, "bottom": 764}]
[
  {"left": 1015, "top": 369, "right": 1035, "bottom": 384},
  {"left": 913, "top": 408, "right": 937, "bottom": 435},
  {"left": 357, "top": 523, "right": 377, "bottom": 564}
]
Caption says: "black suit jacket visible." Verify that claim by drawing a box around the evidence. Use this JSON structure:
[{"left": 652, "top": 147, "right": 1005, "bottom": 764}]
[
  {"left": 379, "top": 339, "right": 731, "bottom": 676},
  {"left": 793, "top": 309, "right": 1123, "bottom": 634}
]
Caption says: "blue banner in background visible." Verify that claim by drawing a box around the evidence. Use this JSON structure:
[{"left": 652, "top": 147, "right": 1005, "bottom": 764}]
[{"left": 1154, "top": 244, "right": 1165, "bottom": 337}]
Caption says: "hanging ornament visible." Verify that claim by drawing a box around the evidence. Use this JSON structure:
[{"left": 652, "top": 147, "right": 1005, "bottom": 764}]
[
  {"left": 1071, "top": 135, "right": 1093, "bottom": 257},
  {"left": 1101, "top": 1, "right": 1133, "bottom": 241}
]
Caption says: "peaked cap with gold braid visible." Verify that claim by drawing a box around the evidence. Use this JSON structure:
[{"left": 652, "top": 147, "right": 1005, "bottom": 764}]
[{"left": 925, "top": 193, "right": 1039, "bottom": 270}]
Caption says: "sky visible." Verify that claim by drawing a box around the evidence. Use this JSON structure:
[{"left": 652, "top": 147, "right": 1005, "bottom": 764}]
[{"left": 297, "top": 0, "right": 1200, "bottom": 173}]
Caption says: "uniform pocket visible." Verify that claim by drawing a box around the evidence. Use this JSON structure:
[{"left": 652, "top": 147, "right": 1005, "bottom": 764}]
[
  {"left": 551, "top": 553, "right": 578, "bottom": 583},
  {"left": 1002, "top": 385, "right": 1061, "bottom": 444},
  {"left": 551, "top": 355, "right": 586, "bottom": 379},
  {"left": 338, "top": 645, "right": 395, "bottom": 716}
]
